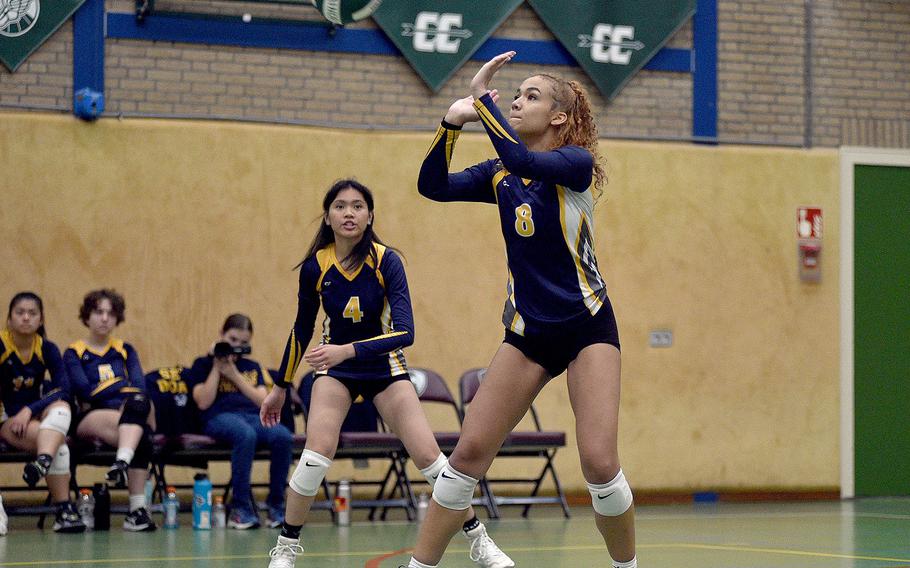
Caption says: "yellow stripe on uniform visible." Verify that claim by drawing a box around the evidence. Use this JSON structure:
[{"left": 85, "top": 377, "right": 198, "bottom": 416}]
[
  {"left": 355, "top": 331, "right": 407, "bottom": 346},
  {"left": 473, "top": 101, "right": 518, "bottom": 144},
  {"left": 444, "top": 128, "right": 460, "bottom": 165},
  {"left": 283, "top": 330, "right": 300, "bottom": 385},
  {"left": 90, "top": 377, "right": 124, "bottom": 397},
  {"left": 425, "top": 127, "right": 445, "bottom": 159}
]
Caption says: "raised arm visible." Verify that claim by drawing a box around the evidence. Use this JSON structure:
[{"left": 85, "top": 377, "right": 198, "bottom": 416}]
[
  {"left": 417, "top": 120, "right": 499, "bottom": 204},
  {"left": 472, "top": 92, "right": 593, "bottom": 190}
]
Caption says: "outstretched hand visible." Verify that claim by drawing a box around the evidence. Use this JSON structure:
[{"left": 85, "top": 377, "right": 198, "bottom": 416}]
[{"left": 470, "top": 51, "right": 516, "bottom": 99}]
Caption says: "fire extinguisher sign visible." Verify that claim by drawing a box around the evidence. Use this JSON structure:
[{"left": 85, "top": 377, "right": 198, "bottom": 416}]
[{"left": 797, "top": 207, "right": 823, "bottom": 240}]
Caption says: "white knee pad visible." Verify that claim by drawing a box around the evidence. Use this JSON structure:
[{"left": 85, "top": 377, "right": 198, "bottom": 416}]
[
  {"left": 48, "top": 444, "right": 70, "bottom": 476},
  {"left": 419, "top": 453, "right": 447, "bottom": 488},
  {"left": 431, "top": 463, "right": 477, "bottom": 511},
  {"left": 587, "top": 469, "right": 633, "bottom": 517},
  {"left": 289, "top": 449, "right": 332, "bottom": 497},
  {"left": 39, "top": 405, "right": 71, "bottom": 436}
]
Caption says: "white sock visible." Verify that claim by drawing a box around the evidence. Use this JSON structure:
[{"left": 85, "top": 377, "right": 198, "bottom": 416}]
[
  {"left": 116, "top": 447, "right": 135, "bottom": 465},
  {"left": 408, "top": 559, "right": 437, "bottom": 568},
  {"left": 129, "top": 494, "right": 146, "bottom": 512},
  {"left": 613, "top": 556, "right": 637, "bottom": 568}
]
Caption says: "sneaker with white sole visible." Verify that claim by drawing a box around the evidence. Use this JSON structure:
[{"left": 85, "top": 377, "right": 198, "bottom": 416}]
[
  {"left": 464, "top": 523, "right": 514, "bottom": 568},
  {"left": 53, "top": 502, "right": 87, "bottom": 533},
  {"left": 0, "top": 494, "right": 8, "bottom": 536},
  {"left": 228, "top": 508, "right": 260, "bottom": 530},
  {"left": 268, "top": 535, "right": 303, "bottom": 568},
  {"left": 123, "top": 507, "right": 157, "bottom": 532}
]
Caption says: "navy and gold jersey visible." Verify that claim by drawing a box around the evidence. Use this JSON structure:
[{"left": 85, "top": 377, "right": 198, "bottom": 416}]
[
  {"left": 274, "top": 243, "right": 414, "bottom": 387},
  {"left": 186, "top": 355, "right": 266, "bottom": 421},
  {"left": 418, "top": 93, "right": 607, "bottom": 336},
  {"left": 0, "top": 329, "right": 68, "bottom": 419},
  {"left": 64, "top": 339, "right": 144, "bottom": 408}
]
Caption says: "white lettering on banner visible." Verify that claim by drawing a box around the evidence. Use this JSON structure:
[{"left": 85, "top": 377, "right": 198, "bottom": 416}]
[
  {"left": 408, "top": 12, "right": 468, "bottom": 54},
  {"left": 589, "top": 24, "right": 636, "bottom": 64}
]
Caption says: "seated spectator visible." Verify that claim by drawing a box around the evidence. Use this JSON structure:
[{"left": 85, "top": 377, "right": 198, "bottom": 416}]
[
  {"left": 64, "top": 289, "right": 156, "bottom": 532},
  {"left": 0, "top": 292, "right": 84, "bottom": 533},
  {"left": 188, "top": 314, "right": 292, "bottom": 530}
]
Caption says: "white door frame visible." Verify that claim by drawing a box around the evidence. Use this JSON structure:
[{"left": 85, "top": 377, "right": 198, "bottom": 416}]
[{"left": 839, "top": 147, "right": 910, "bottom": 498}]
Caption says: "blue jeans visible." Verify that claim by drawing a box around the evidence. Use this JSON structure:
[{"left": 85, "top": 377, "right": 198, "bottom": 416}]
[{"left": 203, "top": 411, "right": 293, "bottom": 513}]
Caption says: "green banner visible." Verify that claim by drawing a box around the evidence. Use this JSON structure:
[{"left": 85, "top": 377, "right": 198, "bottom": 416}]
[
  {"left": 0, "top": 0, "right": 86, "bottom": 72},
  {"left": 373, "top": 0, "right": 522, "bottom": 92},
  {"left": 527, "top": 0, "right": 695, "bottom": 100}
]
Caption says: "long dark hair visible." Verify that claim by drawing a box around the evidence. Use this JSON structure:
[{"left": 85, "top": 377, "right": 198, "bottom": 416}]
[
  {"left": 7, "top": 291, "right": 47, "bottom": 338},
  {"left": 296, "top": 179, "right": 397, "bottom": 270}
]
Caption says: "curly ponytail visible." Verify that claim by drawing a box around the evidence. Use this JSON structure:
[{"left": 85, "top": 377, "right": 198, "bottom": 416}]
[{"left": 537, "top": 74, "right": 607, "bottom": 201}]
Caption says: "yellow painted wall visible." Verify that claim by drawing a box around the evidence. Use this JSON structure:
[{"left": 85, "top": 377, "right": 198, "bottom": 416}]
[{"left": 0, "top": 113, "right": 839, "bottom": 493}]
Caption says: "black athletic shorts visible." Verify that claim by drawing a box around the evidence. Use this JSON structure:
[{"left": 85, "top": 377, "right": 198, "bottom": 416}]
[
  {"left": 503, "top": 298, "right": 620, "bottom": 378},
  {"left": 318, "top": 373, "right": 412, "bottom": 401}
]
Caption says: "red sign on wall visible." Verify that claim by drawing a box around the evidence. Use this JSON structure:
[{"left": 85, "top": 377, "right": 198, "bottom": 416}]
[{"left": 797, "top": 207, "right": 823, "bottom": 240}]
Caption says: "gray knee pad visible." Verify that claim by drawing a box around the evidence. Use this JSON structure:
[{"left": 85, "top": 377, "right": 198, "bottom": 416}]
[
  {"left": 39, "top": 405, "right": 71, "bottom": 436},
  {"left": 419, "top": 453, "right": 447, "bottom": 488},
  {"left": 431, "top": 463, "right": 477, "bottom": 511},
  {"left": 47, "top": 444, "right": 70, "bottom": 476},
  {"left": 587, "top": 469, "right": 633, "bottom": 516},
  {"left": 289, "top": 449, "right": 332, "bottom": 497}
]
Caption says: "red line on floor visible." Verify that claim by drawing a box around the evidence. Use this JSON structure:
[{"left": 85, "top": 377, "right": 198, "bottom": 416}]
[{"left": 364, "top": 548, "right": 412, "bottom": 568}]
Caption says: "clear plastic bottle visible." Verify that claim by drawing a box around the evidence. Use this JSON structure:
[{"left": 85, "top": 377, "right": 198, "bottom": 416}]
[
  {"left": 416, "top": 492, "right": 429, "bottom": 523},
  {"left": 77, "top": 488, "right": 95, "bottom": 531},
  {"left": 334, "top": 479, "right": 351, "bottom": 526},
  {"left": 163, "top": 486, "right": 180, "bottom": 529},
  {"left": 212, "top": 495, "right": 226, "bottom": 528}
]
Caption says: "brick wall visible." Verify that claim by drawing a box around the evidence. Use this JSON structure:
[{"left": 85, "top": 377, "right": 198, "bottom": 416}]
[{"left": 1, "top": 0, "right": 908, "bottom": 148}]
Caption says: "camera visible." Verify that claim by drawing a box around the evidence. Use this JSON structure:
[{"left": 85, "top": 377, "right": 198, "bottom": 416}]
[{"left": 213, "top": 342, "right": 252, "bottom": 358}]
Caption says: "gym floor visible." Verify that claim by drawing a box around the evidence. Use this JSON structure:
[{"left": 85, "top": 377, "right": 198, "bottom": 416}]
[{"left": 1, "top": 498, "right": 909, "bottom": 567}]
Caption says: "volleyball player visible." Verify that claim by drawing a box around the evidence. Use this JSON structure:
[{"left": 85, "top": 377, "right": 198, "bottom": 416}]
[
  {"left": 0, "top": 292, "right": 84, "bottom": 533},
  {"left": 404, "top": 52, "right": 637, "bottom": 568},
  {"left": 260, "top": 179, "right": 512, "bottom": 568}
]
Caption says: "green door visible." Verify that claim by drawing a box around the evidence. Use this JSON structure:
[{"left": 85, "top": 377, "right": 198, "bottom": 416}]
[{"left": 854, "top": 164, "right": 910, "bottom": 496}]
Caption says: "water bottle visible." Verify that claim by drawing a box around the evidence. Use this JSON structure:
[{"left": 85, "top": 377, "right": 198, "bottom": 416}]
[
  {"left": 192, "top": 473, "right": 212, "bottom": 530},
  {"left": 92, "top": 483, "right": 110, "bottom": 531},
  {"left": 334, "top": 479, "right": 351, "bottom": 526},
  {"left": 416, "top": 492, "right": 429, "bottom": 523},
  {"left": 163, "top": 486, "right": 180, "bottom": 529},
  {"left": 144, "top": 478, "right": 155, "bottom": 507},
  {"left": 212, "top": 495, "right": 226, "bottom": 528},
  {"left": 77, "top": 488, "right": 95, "bottom": 531}
]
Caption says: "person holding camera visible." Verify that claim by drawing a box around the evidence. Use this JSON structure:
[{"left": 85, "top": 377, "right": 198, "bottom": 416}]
[
  {"left": 188, "top": 314, "right": 293, "bottom": 530},
  {"left": 65, "top": 288, "right": 157, "bottom": 532}
]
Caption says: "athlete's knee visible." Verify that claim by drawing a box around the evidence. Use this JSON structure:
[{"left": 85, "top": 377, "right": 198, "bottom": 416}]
[
  {"left": 578, "top": 451, "right": 621, "bottom": 484},
  {"left": 289, "top": 449, "right": 332, "bottom": 496},
  {"left": 419, "top": 453, "right": 447, "bottom": 488},
  {"left": 39, "top": 404, "right": 71, "bottom": 436},
  {"left": 47, "top": 443, "right": 71, "bottom": 476},
  {"left": 431, "top": 463, "right": 477, "bottom": 511},
  {"left": 587, "top": 468, "right": 633, "bottom": 517},
  {"left": 118, "top": 393, "right": 151, "bottom": 426}
]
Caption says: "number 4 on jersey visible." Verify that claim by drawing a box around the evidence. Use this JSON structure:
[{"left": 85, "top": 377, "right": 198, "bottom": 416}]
[{"left": 343, "top": 296, "right": 363, "bottom": 323}]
